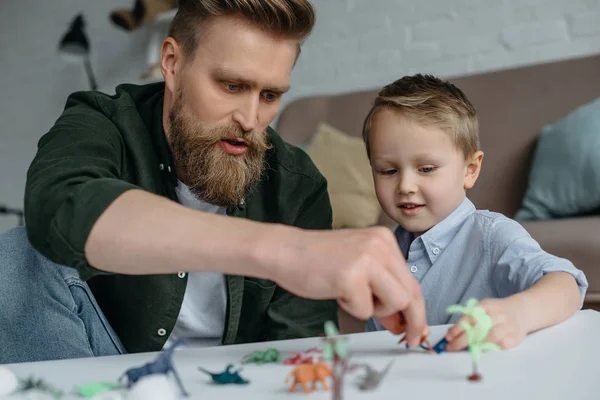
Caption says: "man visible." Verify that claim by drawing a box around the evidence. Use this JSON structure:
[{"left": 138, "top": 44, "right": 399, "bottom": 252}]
[{"left": 0, "top": 0, "right": 426, "bottom": 364}]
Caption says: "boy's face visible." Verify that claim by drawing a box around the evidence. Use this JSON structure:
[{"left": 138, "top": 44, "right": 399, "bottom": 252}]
[{"left": 369, "top": 108, "right": 483, "bottom": 236}]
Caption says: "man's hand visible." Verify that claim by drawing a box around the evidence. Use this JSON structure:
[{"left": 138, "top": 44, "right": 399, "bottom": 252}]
[
  {"left": 270, "top": 226, "right": 428, "bottom": 346},
  {"left": 444, "top": 298, "right": 527, "bottom": 352}
]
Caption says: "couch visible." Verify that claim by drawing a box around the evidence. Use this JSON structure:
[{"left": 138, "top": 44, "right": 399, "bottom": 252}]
[{"left": 276, "top": 54, "right": 600, "bottom": 332}]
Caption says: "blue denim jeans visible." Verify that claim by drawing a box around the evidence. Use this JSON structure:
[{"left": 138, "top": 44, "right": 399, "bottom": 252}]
[{"left": 0, "top": 227, "right": 126, "bottom": 364}]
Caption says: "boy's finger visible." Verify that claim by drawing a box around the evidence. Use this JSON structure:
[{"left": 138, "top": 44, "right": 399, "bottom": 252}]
[
  {"left": 445, "top": 331, "right": 468, "bottom": 352},
  {"left": 445, "top": 315, "right": 470, "bottom": 341}
]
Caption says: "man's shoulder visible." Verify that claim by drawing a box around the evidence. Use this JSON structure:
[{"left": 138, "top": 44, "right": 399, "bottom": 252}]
[
  {"left": 266, "top": 127, "right": 324, "bottom": 185},
  {"left": 62, "top": 82, "right": 163, "bottom": 120}
]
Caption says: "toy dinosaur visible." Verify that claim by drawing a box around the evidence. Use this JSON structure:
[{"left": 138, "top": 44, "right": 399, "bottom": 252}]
[
  {"left": 74, "top": 382, "right": 123, "bottom": 398},
  {"left": 241, "top": 348, "right": 280, "bottom": 365},
  {"left": 197, "top": 364, "right": 249, "bottom": 385},
  {"left": 349, "top": 361, "right": 394, "bottom": 391},
  {"left": 392, "top": 312, "right": 433, "bottom": 352},
  {"left": 285, "top": 362, "right": 333, "bottom": 393},
  {"left": 119, "top": 338, "right": 188, "bottom": 397},
  {"left": 17, "top": 377, "right": 63, "bottom": 399}
]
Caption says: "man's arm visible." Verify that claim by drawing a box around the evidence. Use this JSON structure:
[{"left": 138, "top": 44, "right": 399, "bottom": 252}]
[
  {"left": 26, "top": 96, "right": 427, "bottom": 342},
  {"left": 263, "top": 178, "right": 338, "bottom": 340}
]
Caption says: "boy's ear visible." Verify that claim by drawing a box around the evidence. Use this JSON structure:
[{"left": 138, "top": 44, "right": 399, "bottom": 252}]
[{"left": 464, "top": 151, "right": 484, "bottom": 190}]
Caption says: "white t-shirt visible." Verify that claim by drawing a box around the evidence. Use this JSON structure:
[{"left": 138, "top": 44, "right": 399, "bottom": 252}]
[{"left": 164, "top": 181, "right": 228, "bottom": 348}]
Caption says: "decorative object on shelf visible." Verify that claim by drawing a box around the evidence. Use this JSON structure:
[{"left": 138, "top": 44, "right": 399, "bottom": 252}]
[
  {"left": 197, "top": 364, "right": 250, "bottom": 385},
  {"left": 0, "top": 204, "right": 24, "bottom": 226},
  {"left": 58, "top": 13, "right": 98, "bottom": 90},
  {"left": 110, "top": 0, "right": 178, "bottom": 32},
  {"left": 447, "top": 298, "right": 501, "bottom": 381}
]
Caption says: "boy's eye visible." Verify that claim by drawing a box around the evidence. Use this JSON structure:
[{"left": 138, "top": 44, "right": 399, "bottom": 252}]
[
  {"left": 419, "top": 166, "right": 436, "bottom": 173},
  {"left": 382, "top": 169, "right": 397, "bottom": 175}
]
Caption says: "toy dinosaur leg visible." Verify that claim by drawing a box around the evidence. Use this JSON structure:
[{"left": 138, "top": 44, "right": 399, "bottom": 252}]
[
  {"left": 289, "top": 381, "right": 297, "bottom": 393},
  {"left": 397, "top": 334, "right": 407, "bottom": 344},
  {"left": 319, "top": 377, "right": 330, "bottom": 391},
  {"left": 170, "top": 369, "right": 189, "bottom": 397},
  {"left": 301, "top": 380, "right": 312, "bottom": 393},
  {"left": 421, "top": 337, "right": 433, "bottom": 353}
]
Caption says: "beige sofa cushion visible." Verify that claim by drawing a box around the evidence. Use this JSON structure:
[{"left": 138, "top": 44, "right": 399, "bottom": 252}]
[{"left": 306, "top": 122, "right": 380, "bottom": 229}]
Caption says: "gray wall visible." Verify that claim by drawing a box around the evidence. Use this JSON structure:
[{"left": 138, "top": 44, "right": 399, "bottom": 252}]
[{"left": 2, "top": 0, "right": 600, "bottom": 233}]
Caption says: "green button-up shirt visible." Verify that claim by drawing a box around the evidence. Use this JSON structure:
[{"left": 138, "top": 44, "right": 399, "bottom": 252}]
[{"left": 24, "top": 82, "right": 337, "bottom": 353}]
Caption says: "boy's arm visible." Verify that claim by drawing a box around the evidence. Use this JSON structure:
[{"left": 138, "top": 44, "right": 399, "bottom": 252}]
[
  {"left": 501, "top": 271, "right": 581, "bottom": 335},
  {"left": 446, "top": 218, "right": 588, "bottom": 351},
  {"left": 489, "top": 218, "right": 588, "bottom": 306}
]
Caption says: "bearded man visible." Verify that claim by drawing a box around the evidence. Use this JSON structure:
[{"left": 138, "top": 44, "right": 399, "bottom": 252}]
[{"left": 0, "top": 0, "right": 426, "bottom": 364}]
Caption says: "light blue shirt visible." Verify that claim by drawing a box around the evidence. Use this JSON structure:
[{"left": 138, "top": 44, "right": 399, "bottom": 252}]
[{"left": 366, "top": 198, "right": 588, "bottom": 331}]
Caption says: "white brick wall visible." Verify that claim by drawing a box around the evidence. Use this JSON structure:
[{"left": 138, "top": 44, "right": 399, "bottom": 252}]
[
  {"left": 284, "top": 0, "right": 600, "bottom": 113},
  {"left": 1, "top": 0, "right": 600, "bottom": 232}
]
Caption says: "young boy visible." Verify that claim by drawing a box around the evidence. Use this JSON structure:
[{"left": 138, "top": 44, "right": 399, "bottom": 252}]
[{"left": 362, "top": 74, "right": 588, "bottom": 352}]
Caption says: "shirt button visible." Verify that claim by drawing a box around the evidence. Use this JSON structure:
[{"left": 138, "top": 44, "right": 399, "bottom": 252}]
[
  {"left": 157, "top": 328, "right": 167, "bottom": 337},
  {"left": 432, "top": 247, "right": 440, "bottom": 255},
  {"left": 410, "top": 265, "right": 418, "bottom": 273},
  {"left": 177, "top": 272, "right": 186, "bottom": 278}
]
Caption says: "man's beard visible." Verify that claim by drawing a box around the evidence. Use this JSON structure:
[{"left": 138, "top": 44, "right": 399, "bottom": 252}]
[{"left": 168, "top": 95, "right": 271, "bottom": 208}]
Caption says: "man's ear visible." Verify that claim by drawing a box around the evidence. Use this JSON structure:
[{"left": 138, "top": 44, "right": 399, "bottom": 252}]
[
  {"left": 464, "top": 151, "right": 484, "bottom": 190},
  {"left": 160, "top": 37, "right": 181, "bottom": 94}
]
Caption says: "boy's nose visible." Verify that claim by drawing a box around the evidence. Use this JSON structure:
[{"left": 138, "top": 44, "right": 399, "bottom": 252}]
[{"left": 397, "top": 174, "right": 418, "bottom": 195}]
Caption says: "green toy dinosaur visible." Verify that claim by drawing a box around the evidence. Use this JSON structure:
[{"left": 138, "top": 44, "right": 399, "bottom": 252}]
[
  {"left": 447, "top": 298, "right": 501, "bottom": 381},
  {"left": 241, "top": 348, "right": 280, "bottom": 365}
]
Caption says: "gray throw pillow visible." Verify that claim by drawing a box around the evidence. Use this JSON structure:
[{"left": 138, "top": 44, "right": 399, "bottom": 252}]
[{"left": 515, "top": 96, "right": 600, "bottom": 221}]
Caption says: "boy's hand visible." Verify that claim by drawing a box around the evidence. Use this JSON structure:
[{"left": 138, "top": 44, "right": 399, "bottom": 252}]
[{"left": 444, "top": 298, "right": 527, "bottom": 352}]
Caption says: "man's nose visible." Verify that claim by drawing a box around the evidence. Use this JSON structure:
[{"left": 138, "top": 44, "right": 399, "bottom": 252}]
[{"left": 232, "top": 95, "right": 260, "bottom": 133}]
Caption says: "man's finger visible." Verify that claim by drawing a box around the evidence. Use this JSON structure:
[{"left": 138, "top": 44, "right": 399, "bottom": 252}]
[
  {"left": 336, "top": 282, "right": 374, "bottom": 321},
  {"left": 397, "top": 282, "right": 427, "bottom": 347},
  {"left": 376, "top": 313, "right": 403, "bottom": 334}
]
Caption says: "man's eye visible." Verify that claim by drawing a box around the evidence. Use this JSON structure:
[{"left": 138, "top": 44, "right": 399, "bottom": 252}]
[{"left": 262, "top": 92, "right": 278, "bottom": 102}]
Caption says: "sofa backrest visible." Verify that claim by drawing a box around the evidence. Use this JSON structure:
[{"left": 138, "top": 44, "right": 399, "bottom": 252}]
[{"left": 276, "top": 54, "right": 600, "bottom": 217}]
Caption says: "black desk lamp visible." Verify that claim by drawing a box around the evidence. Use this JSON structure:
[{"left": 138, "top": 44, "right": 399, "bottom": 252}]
[{"left": 58, "top": 13, "right": 98, "bottom": 90}]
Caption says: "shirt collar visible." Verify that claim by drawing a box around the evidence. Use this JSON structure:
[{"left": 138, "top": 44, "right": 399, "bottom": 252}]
[{"left": 395, "top": 197, "right": 475, "bottom": 262}]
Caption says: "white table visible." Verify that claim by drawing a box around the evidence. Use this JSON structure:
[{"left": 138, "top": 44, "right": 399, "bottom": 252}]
[{"left": 5, "top": 310, "right": 600, "bottom": 399}]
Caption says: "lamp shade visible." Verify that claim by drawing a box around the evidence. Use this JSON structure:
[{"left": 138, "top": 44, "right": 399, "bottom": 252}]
[{"left": 59, "top": 14, "right": 90, "bottom": 57}]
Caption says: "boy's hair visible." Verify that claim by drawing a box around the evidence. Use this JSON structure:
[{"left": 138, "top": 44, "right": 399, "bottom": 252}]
[
  {"left": 169, "top": 0, "right": 315, "bottom": 60},
  {"left": 362, "top": 74, "right": 479, "bottom": 159}
]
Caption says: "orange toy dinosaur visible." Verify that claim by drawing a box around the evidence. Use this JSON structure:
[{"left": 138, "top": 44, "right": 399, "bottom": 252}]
[
  {"left": 392, "top": 312, "right": 433, "bottom": 352},
  {"left": 285, "top": 362, "right": 333, "bottom": 393}
]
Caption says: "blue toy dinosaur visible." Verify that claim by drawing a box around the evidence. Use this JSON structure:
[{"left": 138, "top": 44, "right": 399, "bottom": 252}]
[
  {"left": 119, "top": 338, "right": 188, "bottom": 397},
  {"left": 197, "top": 364, "right": 250, "bottom": 385}
]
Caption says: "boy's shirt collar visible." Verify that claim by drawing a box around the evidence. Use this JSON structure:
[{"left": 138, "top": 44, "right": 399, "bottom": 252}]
[{"left": 395, "top": 197, "right": 476, "bottom": 262}]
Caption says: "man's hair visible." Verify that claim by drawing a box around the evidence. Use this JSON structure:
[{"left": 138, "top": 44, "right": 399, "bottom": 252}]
[
  {"left": 362, "top": 74, "right": 479, "bottom": 159},
  {"left": 169, "top": 0, "right": 315, "bottom": 60}
]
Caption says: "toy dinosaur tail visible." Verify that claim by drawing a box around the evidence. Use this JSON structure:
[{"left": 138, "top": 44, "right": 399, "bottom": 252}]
[{"left": 197, "top": 367, "right": 213, "bottom": 377}]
